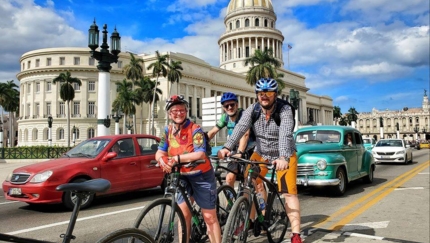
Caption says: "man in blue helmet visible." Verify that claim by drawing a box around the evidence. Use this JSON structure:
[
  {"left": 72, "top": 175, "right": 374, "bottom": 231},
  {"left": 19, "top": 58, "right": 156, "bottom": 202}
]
[
  {"left": 207, "top": 92, "right": 255, "bottom": 189},
  {"left": 218, "top": 79, "right": 302, "bottom": 243}
]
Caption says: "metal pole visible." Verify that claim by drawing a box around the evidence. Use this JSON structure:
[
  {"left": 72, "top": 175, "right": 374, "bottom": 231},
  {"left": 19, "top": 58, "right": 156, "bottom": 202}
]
[
  {"left": 97, "top": 71, "right": 110, "bottom": 136},
  {"left": 48, "top": 127, "right": 52, "bottom": 146}
]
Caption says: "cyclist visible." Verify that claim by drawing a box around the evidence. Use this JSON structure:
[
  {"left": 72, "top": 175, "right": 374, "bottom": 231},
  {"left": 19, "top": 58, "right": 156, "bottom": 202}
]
[
  {"left": 207, "top": 92, "right": 255, "bottom": 188},
  {"left": 217, "top": 78, "right": 302, "bottom": 243},
  {"left": 156, "top": 95, "right": 221, "bottom": 243}
]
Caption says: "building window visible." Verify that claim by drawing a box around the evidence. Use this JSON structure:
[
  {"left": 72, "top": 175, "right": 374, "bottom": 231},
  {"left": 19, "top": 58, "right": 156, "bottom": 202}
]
[
  {"left": 255, "top": 18, "right": 259, "bottom": 27},
  {"left": 27, "top": 61, "right": 31, "bottom": 69},
  {"left": 188, "top": 97, "right": 193, "bottom": 117},
  {"left": 27, "top": 83, "right": 31, "bottom": 93},
  {"left": 117, "top": 60, "right": 122, "bottom": 68},
  {"left": 73, "top": 82, "right": 80, "bottom": 91},
  {"left": 264, "top": 19, "right": 268, "bottom": 27},
  {"left": 229, "top": 22, "right": 232, "bottom": 30},
  {"left": 246, "top": 46, "right": 249, "bottom": 57},
  {"left": 46, "top": 81, "right": 52, "bottom": 91},
  {"left": 35, "top": 103, "right": 40, "bottom": 116},
  {"left": 36, "top": 82, "right": 40, "bottom": 93},
  {"left": 236, "top": 20, "right": 240, "bottom": 28},
  {"left": 89, "top": 57, "right": 95, "bottom": 66},
  {"left": 88, "top": 102, "right": 95, "bottom": 116},
  {"left": 74, "top": 57, "right": 80, "bottom": 65},
  {"left": 59, "top": 128, "right": 65, "bottom": 140},
  {"left": 73, "top": 102, "right": 80, "bottom": 115},
  {"left": 73, "top": 128, "right": 80, "bottom": 140},
  {"left": 88, "top": 128, "right": 95, "bottom": 138},
  {"left": 22, "top": 63, "right": 25, "bottom": 70},
  {"left": 197, "top": 98, "right": 201, "bottom": 118},
  {"left": 271, "top": 21, "right": 274, "bottom": 28},
  {"left": 36, "top": 59, "right": 40, "bottom": 67},
  {"left": 46, "top": 58, "right": 52, "bottom": 66},
  {"left": 88, "top": 81, "right": 95, "bottom": 91},
  {"left": 33, "top": 129, "right": 38, "bottom": 141},
  {"left": 46, "top": 102, "right": 51, "bottom": 116},
  {"left": 60, "top": 57, "right": 65, "bottom": 65},
  {"left": 59, "top": 102, "right": 65, "bottom": 116}
]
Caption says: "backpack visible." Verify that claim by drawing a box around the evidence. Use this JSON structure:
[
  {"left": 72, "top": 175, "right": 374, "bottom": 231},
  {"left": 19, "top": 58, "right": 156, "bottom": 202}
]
[{"left": 249, "top": 98, "right": 296, "bottom": 140}]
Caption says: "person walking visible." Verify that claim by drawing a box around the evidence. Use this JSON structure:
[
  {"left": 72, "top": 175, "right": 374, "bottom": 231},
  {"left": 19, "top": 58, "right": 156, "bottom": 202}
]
[
  {"left": 217, "top": 78, "right": 302, "bottom": 243},
  {"left": 156, "top": 95, "right": 221, "bottom": 243}
]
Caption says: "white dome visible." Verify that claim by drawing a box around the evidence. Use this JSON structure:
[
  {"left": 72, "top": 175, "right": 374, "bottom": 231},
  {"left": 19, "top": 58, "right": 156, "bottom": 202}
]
[{"left": 227, "top": 0, "right": 274, "bottom": 15}]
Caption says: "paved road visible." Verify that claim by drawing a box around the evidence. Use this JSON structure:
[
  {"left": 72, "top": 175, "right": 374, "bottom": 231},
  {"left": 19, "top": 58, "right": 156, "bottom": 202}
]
[{"left": 0, "top": 149, "right": 429, "bottom": 243}]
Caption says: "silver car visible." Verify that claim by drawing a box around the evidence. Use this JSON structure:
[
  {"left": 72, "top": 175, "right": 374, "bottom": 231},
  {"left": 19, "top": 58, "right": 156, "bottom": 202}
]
[{"left": 372, "top": 139, "right": 413, "bottom": 164}]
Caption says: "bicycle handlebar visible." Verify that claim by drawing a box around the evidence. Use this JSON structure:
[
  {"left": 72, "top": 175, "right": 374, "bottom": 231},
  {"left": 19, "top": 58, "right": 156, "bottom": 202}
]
[{"left": 218, "top": 156, "right": 276, "bottom": 170}]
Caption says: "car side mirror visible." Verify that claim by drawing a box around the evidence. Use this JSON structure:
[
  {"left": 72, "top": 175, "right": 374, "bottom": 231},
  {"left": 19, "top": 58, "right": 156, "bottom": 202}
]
[{"left": 104, "top": 152, "right": 118, "bottom": 161}]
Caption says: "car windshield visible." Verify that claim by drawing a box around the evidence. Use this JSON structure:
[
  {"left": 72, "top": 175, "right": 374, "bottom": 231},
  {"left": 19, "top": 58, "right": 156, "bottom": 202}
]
[
  {"left": 295, "top": 130, "right": 341, "bottom": 144},
  {"left": 363, "top": 138, "right": 371, "bottom": 144},
  {"left": 375, "top": 140, "right": 403, "bottom": 147},
  {"left": 65, "top": 139, "right": 112, "bottom": 158}
]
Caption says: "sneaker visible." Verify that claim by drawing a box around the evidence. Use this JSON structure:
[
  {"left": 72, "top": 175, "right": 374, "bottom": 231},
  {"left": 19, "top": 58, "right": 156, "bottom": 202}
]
[{"left": 291, "top": 234, "right": 302, "bottom": 243}]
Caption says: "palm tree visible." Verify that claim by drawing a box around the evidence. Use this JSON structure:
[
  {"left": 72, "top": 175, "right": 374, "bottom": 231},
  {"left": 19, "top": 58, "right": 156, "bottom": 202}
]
[
  {"left": 347, "top": 107, "right": 359, "bottom": 126},
  {"left": 167, "top": 60, "right": 183, "bottom": 96},
  {"left": 123, "top": 53, "right": 144, "bottom": 130},
  {"left": 134, "top": 76, "right": 154, "bottom": 133},
  {"left": 0, "top": 81, "right": 19, "bottom": 147},
  {"left": 147, "top": 51, "right": 169, "bottom": 135},
  {"left": 144, "top": 79, "right": 163, "bottom": 126},
  {"left": 244, "top": 48, "right": 281, "bottom": 86},
  {"left": 339, "top": 116, "right": 348, "bottom": 126},
  {"left": 333, "top": 106, "right": 342, "bottom": 125},
  {"left": 112, "top": 79, "right": 138, "bottom": 133},
  {"left": 53, "top": 71, "right": 82, "bottom": 147}
]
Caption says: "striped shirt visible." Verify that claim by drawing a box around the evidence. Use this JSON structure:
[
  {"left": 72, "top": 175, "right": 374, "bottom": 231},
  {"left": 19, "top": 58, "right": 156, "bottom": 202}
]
[{"left": 224, "top": 102, "right": 296, "bottom": 161}]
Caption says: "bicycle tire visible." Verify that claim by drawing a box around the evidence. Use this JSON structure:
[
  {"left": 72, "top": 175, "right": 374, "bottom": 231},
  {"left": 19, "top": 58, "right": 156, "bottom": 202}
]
[
  {"left": 133, "top": 198, "right": 187, "bottom": 243},
  {"left": 222, "top": 196, "right": 250, "bottom": 243},
  {"left": 96, "top": 228, "right": 155, "bottom": 243},
  {"left": 216, "top": 184, "right": 237, "bottom": 227},
  {"left": 265, "top": 193, "right": 288, "bottom": 243}
]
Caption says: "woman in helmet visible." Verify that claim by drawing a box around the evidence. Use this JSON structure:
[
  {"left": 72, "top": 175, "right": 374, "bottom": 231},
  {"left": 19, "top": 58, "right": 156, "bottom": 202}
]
[
  {"left": 156, "top": 94, "right": 221, "bottom": 243},
  {"left": 217, "top": 78, "right": 303, "bottom": 243}
]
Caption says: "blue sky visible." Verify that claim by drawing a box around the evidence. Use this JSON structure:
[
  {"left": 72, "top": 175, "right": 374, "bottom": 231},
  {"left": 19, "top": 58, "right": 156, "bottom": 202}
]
[{"left": 0, "top": 0, "right": 429, "bottom": 114}]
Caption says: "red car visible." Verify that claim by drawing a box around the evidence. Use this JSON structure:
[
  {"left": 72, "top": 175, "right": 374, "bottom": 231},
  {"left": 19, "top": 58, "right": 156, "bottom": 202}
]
[{"left": 2, "top": 134, "right": 166, "bottom": 209}]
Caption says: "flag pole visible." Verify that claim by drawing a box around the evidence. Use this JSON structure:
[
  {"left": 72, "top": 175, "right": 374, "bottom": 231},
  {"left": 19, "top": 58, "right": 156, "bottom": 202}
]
[{"left": 287, "top": 44, "right": 292, "bottom": 70}]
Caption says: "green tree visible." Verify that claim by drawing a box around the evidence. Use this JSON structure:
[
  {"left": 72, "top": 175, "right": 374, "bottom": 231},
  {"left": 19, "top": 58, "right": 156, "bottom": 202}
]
[
  {"left": 339, "top": 116, "right": 348, "bottom": 126},
  {"left": 244, "top": 48, "right": 281, "bottom": 86},
  {"left": 123, "top": 53, "right": 144, "bottom": 129},
  {"left": 147, "top": 51, "right": 169, "bottom": 135},
  {"left": 53, "top": 71, "right": 82, "bottom": 147},
  {"left": 0, "top": 81, "right": 20, "bottom": 147},
  {"left": 347, "top": 107, "right": 359, "bottom": 126},
  {"left": 167, "top": 60, "right": 183, "bottom": 96},
  {"left": 112, "top": 79, "right": 138, "bottom": 133},
  {"left": 333, "top": 106, "right": 342, "bottom": 125}
]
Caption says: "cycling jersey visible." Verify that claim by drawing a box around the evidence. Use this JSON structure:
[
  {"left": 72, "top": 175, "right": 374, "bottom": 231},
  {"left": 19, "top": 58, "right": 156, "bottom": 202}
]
[{"left": 216, "top": 108, "right": 255, "bottom": 151}]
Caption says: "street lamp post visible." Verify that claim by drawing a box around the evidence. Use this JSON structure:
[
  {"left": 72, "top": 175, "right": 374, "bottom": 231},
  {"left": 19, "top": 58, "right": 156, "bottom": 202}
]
[
  {"left": 413, "top": 125, "right": 419, "bottom": 141},
  {"left": 396, "top": 122, "right": 400, "bottom": 139},
  {"left": 48, "top": 115, "right": 53, "bottom": 146},
  {"left": 72, "top": 125, "right": 76, "bottom": 146},
  {"left": 126, "top": 121, "right": 133, "bottom": 135},
  {"left": 379, "top": 117, "right": 384, "bottom": 139},
  {"left": 112, "top": 113, "right": 123, "bottom": 135},
  {"left": 88, "top": 20, "right": 121, "bottom": 136},
  {"left": 0, "top": 121, "right": 3, "bottom": 148},
  {"left": 289, "top": 89, "right": 300, "bottom": 131}
]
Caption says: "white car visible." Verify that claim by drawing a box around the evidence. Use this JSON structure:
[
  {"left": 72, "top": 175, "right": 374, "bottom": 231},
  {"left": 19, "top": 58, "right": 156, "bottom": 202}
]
[{"left": 372, "top": 139, "right": 413, "bottom": 164}]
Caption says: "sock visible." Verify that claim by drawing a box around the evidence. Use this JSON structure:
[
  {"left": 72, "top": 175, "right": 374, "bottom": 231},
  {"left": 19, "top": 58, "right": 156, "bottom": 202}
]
[{"left": 292, "top": 233, "right": 301, "bottom": 237}]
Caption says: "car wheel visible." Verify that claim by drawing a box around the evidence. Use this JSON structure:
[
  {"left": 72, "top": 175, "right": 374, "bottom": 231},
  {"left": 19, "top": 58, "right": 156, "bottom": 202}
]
[
  {"left": 404, "top": 155, "right": 408, "bottom": 165},
  {"left": 363, "top": 165, "right": 374, "bottom": 184},
  {"left": 330, "top": 167, "right": 347, "bottom": 196},
  {"left": 63, "top": 178, "right": 95, "bottom": 210}
]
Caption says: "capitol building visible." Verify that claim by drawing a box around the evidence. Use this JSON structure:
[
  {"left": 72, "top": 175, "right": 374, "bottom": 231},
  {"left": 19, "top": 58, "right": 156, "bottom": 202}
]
[{"left": 15, "top": 0, "right": 333, "bottom": 146}]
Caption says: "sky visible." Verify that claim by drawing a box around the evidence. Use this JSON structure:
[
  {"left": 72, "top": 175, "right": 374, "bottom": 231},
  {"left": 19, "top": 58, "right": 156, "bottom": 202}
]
[{"left": 0, "top": 0, "right": 429, "bottom": 114}]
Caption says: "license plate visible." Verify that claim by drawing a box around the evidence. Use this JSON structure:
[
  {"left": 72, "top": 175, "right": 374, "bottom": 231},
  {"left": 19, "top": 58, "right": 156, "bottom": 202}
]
[
  {"left": 9, "top": 188, "right": 22, "bottom": 196},
  {"left": 382, "top": 155, "right": 390, "bottom": 158}
]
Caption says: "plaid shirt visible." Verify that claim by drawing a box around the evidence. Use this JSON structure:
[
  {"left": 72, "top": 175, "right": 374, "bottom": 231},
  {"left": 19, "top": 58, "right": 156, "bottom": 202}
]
[{"left": 224, "top": 102, "right": 296, "bottom": 161}]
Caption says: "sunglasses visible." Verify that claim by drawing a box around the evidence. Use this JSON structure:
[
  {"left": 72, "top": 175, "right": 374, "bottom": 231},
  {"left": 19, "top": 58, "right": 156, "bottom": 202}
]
[
  {"left": 257, "top": 91, "right": 276, "bottom": 97},
  {"left": 223, "top": 103, "right": 236, "bottom": 109}
]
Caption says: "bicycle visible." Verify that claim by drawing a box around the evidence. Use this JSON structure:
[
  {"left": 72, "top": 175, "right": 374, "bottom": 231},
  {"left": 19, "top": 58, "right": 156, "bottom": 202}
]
[
  {"left": 134, "top": 159, "right": 237, "bottom": 243},
  {"left": 221, "top": 156, "right": 289, "bottom": 243},
  {"left": 0, "top": 178, "right": 154, "bottom": 243}
]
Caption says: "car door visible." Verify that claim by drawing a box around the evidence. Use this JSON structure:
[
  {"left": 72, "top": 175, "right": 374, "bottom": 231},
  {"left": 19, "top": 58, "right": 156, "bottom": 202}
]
[
  {"left": 136, "top": 137, "right": 164, "bottom": 189},
  {"left": 342, "top": 132, "right": 359, "bottom": 178},
  {"left": 354, "top": 132, "right": 365, "bottom": 172},
  {"left": 101, "top": 138, "right": 141, "bottom": 193}
]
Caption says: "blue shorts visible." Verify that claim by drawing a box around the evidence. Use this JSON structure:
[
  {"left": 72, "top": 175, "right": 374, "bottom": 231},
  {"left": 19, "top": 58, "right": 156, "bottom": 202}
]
[{"left": 177, "top": 169, "right": 217, "bottom": 210}]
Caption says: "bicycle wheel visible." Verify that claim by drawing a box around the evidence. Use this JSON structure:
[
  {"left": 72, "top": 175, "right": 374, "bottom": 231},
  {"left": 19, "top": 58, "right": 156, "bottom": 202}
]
[
  {"left": 222, "top": 196, "right": 250, "bottom": 243},
  {"left": 96, "top": 228, "right": 155, "bottom": 243},
  {"left": 216, "top": 184, "right": 237, "bottom": 227},
  {"left": 265, "top": 193, "right": 288, "bottom": 243},
  {"left": 134, "top": 198, "right": 187, "bottom": 243}
]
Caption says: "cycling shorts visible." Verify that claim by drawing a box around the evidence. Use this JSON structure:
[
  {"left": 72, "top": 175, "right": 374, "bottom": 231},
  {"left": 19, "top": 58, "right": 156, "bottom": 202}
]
[
  {"left": 176, "top": 169, "right": 217, "bottom": 209},
  {"left": 247, "top": 152, "right": 298, "bottom": 195}
]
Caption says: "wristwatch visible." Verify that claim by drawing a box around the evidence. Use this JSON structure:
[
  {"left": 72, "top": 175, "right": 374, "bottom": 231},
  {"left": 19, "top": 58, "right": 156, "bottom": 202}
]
[
  {"left": 222, "top": 146, "right": 231, "bottom": 152},
  {"left": 279, "top": 156, "right": 290, "bottom": 162}
]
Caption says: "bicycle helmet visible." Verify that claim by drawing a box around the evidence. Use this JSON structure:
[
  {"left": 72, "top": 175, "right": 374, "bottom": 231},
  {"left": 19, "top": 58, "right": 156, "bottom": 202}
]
[
  {"left": 220, "top": 92, "right": 238, "bottom": 104},
  {"left": 165, "top": 95, "right": 189, "bottom": 111},
  {"left": 255, "top": 78, "right": 278, "bottom": 93}
]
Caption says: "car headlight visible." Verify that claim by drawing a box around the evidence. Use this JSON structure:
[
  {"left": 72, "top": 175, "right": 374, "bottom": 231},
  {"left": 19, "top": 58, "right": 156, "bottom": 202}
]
[
  {"left": 30, "top": 171, "right": 53, "bottom": 183},
  {"left": 5, "top": 173, "right": 12, "bottom": 182},
  {"left": 316, "top": 159, "right": 327, "bottom": 170},
  {"left": 396, "top": 150, "right": 405, "bottom": 155}
]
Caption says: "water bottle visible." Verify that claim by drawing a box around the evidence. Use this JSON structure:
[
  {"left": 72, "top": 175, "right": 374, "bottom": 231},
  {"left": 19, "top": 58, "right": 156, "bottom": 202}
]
[{"left": 256, "top": 193, "right": 265, "bottom": 210}]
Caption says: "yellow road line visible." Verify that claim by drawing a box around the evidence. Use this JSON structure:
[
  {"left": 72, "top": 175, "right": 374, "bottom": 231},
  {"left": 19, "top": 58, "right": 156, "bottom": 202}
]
[{"left": 312, "top": 161, "right": 429, "bottom": 229}]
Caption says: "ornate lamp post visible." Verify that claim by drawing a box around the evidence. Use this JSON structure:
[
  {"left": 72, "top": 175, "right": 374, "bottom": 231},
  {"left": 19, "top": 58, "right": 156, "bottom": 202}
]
[
  {"left": 48, "top": 115, "right": 53, "bottom": 146},
  {"left": 72, "top": 125, "right": 76, "bottom": 146},
  {"left": 289, "top": 89, "right": 300, "bottom": 131},
  {"left": 413, "top": 125, "right": 419, "bottom": 140},
  {"left": 112, "top": 112, "right": 123, "bottom": 135},
  {"left": 379, "top": 117, "right": 384, "bottom": 139},
  {"left": 396, "top": 122, "right": 400, "bottom": 139},
  {"left": 126, "top": 121, "right": 133, "bottom": 135},
  {"left": 88, "top": 20, "right": 121, "bottom": 136}
]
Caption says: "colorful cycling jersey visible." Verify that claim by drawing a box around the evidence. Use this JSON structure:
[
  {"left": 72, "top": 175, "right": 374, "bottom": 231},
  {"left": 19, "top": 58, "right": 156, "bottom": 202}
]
[
  {"left": 216, "top": 108, "right": 255, "bottom": 150},
  {"left": 158, "top": 119, "right": 212, "bottom": 175}
]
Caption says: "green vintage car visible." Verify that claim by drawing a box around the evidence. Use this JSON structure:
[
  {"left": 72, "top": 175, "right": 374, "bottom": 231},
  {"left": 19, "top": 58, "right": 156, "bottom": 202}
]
[
  {"left": 294, "top": 126, "right": 375, "bottom": 196},
  {"left": 362, "top": 137, "right": 376, "bottom": 150}
]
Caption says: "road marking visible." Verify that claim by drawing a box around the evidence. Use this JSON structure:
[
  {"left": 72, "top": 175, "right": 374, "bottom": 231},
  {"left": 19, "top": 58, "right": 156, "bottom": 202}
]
[
  {"left": 394, "top": 187, "right": 425, "bottom": 191},
  {"left": 311, "top": 161, "right": 429, "bottom": 231},
  {"left": 418, "top": 172, "right": 429, "bottom": 174},
  {"left": 0, "top": 201, "right": 20, "bottom": 205},
  {"left": 7, "top": 205, "right": 145, "bottom": 235},
  {"left": 340, "top": 221, "right": 389, "bottom": 231},
  {"left": 343, "top": 232, "right": 385, "bottom": 240}
]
